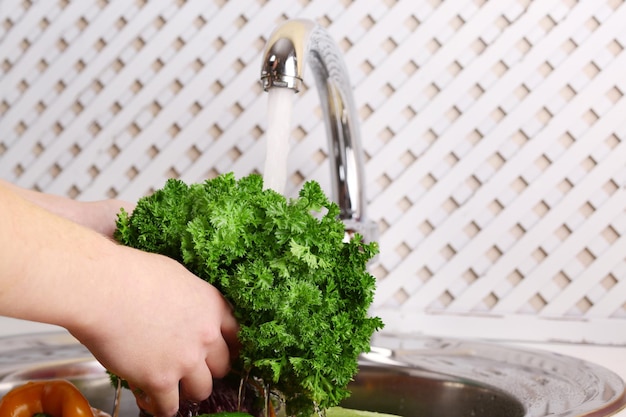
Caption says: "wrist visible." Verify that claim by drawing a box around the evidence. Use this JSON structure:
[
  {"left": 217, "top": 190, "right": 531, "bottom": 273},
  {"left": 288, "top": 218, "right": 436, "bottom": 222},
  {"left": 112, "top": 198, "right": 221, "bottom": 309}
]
[{"left": 60, "top": 240, "right": 133, "bottom": 338}]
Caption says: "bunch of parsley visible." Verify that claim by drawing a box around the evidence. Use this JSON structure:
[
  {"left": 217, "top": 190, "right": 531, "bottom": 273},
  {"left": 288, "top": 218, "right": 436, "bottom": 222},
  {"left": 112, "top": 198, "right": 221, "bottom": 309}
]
[{"left": 114, "top": 173, "right": 383, "bottom": 417}]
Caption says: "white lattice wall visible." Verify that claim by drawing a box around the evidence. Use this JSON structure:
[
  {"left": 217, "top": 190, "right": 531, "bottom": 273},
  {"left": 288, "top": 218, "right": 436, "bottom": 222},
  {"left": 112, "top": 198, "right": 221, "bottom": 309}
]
[{"left": 1, "top": 0, "right": 625, "bottom": 344}]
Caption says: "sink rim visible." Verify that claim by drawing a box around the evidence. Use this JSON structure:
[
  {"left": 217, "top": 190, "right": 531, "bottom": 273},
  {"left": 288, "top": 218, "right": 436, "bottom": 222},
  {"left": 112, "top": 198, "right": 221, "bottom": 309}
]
[
  {"left": 368, "top": 333, "right": 626, "bottom": 417},
  {"left": 0, "top": 331, "right": 624, "bottom": 417}
]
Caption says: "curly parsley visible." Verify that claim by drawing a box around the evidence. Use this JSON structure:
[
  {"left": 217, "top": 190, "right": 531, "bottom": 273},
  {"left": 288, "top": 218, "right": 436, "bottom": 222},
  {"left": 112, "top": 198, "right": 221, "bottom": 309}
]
[{"left": 114, "top": 173, "right": 383, "bottom": 417}]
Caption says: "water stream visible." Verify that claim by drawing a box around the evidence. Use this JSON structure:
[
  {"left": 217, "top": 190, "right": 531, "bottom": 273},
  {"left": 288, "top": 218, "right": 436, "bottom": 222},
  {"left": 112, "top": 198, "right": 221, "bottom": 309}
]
[{"left": 262, "top": 88, "right": 295, "bottom": 195}]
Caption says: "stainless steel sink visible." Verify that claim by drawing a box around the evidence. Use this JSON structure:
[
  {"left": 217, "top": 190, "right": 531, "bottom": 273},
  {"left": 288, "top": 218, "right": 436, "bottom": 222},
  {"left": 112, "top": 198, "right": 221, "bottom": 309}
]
[
  {"left": 340, "top": 363, "right": 524, "bottom": 417},
  {"left": 0, "top": 332, "right": 624, "bottom": 417}
]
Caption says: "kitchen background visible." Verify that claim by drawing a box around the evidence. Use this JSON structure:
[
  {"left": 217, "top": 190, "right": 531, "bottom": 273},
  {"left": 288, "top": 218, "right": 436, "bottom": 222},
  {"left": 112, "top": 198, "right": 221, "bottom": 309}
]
[{"left": 0, "top": 0, "right": 625, "bottom": 345}]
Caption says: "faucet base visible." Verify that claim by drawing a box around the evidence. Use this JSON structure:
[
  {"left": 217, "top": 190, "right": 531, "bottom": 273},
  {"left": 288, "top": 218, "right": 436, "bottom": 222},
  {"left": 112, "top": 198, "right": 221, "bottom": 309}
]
[{"left": 343, "top": 218, "right": 379, "bottom": 245}]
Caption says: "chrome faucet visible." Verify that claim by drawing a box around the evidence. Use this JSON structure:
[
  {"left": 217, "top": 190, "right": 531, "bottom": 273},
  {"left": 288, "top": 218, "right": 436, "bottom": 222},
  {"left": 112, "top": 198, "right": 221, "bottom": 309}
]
[{"left": 260, "top": 19, "right": 377, "bottom": 241}]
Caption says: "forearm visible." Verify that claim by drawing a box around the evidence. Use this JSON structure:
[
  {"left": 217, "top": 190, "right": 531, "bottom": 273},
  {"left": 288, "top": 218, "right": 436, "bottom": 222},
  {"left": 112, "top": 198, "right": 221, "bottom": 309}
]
[{"left": 0, "top": 181, "right": 123, "bottom": 328}]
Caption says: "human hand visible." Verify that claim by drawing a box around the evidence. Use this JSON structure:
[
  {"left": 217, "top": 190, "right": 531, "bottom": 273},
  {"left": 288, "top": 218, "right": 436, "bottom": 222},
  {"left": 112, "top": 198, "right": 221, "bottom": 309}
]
[
  {"left": 0, "top": 180, "right": 133, "bottom": 238},
  {"left": 0, "top": 182, "right": 237, "bottom": 416},
  {"left": 69, "top": 248, "right": 239, "bottom": 417},
  {"left": 78, "top": 199, "right": 135, "bottom": 238}
]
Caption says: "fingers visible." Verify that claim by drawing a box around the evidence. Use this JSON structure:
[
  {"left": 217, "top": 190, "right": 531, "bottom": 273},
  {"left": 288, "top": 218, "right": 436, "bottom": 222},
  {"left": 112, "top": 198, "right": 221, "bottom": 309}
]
[
  {"left": 132, "top": 385, "right": 179, "bottom": 417},
  {"left": 205, "top": 335, "right": 233, "bottom": 379},
  {"left": 133, "top": 333, "right": 235, "bottom": 415},
  {"left": 221, "top": 307, "right": 241, "bottom": 359},
  {"left": 180, "top": 366, "right": 214, "bottom": 402},
  {"left": 129, "top": 284, "right": 240, "bottom": 416},
  {"left": 131, "top": 387, "right": 152, "bottom": 414},
  {"left": 178, "top": 296, "right": 237, "bottom": 402},
  {"left": 134, "top": 361, "right": 221, "bottom": 416}
]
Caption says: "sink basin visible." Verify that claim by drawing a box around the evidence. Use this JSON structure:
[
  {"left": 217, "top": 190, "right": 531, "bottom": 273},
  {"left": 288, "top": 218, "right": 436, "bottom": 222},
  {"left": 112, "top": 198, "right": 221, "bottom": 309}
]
[
  {"left": 0, "top": 332, "right": 624, "bottom": 417},
  {"left": 341, "top": 363, "right": 524, "bottom": 417}
]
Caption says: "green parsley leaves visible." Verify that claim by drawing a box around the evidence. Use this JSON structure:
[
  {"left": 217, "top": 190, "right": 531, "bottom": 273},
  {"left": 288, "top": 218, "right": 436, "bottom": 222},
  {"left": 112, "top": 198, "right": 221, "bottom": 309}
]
[{"left": 115, "top": 173, "right": 383, "bottom": 417}]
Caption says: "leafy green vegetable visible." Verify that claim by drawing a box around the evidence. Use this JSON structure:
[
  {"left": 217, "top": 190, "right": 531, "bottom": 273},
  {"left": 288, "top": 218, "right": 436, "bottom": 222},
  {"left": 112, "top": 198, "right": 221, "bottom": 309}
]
[
  {"left": 325, "top": 407, "right": 400, "bottom": 417},
  {"left": 196, "top": 407, "right": 400, "bottom": 417},
  {"left": 114, "top": 173, "right": 383, "bottom": 417}
]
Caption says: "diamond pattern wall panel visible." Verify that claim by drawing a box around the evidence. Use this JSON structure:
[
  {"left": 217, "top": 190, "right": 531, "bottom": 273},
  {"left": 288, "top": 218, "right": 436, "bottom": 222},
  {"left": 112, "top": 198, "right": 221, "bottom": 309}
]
[{"left": 1, "top": 0, "right": 625, "bottom": 344}]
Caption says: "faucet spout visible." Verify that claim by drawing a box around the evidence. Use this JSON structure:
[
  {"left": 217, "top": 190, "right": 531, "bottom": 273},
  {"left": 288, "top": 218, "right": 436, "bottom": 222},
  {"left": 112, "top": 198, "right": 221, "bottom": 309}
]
[{"left": 261, "top": 19, "right": 376, "bottom": 240}]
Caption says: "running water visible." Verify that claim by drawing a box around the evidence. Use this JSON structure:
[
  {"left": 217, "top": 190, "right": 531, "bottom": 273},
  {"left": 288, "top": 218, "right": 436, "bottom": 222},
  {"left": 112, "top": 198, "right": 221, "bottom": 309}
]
[{"left": 262, "top": 88, "right": 295, "bottom": 195}]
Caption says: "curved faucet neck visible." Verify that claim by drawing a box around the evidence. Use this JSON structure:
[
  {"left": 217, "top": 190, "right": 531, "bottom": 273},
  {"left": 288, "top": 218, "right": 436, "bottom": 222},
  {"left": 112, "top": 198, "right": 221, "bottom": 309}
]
[{"left": 260, "top": 19, "right": 368, "bottom": 230}]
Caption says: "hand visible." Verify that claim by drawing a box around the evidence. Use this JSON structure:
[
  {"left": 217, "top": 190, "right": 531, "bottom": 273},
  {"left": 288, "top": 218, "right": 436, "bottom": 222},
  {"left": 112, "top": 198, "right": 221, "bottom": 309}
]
[
  {"left": 78, "top": 199, "right": 135, "bottom": 238},
  {"left": 0, "top": 180, "right": 133, "bottom": 238},
  {"left": 69, "top": 248, "right": 239, "bottom": 417},
  {"left": 0, "top": 181, "right": 238, "bottom": 417}
]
